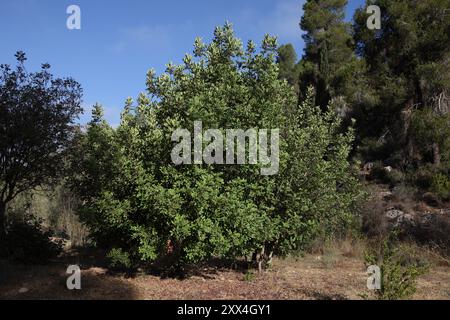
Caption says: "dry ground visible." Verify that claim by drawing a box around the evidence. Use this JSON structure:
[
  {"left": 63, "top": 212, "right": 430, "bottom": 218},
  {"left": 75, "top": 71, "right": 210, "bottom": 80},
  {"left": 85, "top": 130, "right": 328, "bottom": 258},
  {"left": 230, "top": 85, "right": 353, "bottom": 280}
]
[{"left": 1, "top": 250, "right": 449, "bottom": 300}]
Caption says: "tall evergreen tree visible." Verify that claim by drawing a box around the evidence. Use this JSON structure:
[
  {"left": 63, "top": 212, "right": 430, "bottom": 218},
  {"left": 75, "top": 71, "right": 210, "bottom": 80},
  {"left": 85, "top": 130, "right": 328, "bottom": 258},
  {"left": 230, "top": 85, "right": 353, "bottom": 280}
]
[
  {"left": 277, "top": 44, "right": 301, "bottom": 94},
  {"left": 299, "top": 0, "right": 359, "bottom": 111},
  {"left": 353, "top": 0, "right": 450, "bottom": 166}
]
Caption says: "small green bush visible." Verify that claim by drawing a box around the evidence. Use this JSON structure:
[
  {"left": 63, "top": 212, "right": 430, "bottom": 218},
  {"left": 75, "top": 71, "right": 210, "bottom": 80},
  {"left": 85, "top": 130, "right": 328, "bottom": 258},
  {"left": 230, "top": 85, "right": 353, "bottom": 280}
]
[
  {"left": 411, "top": 109, "right": 450, "bottom": 166},
  {"left": 408, "top": 163, "right": 449, "bottom": 201},
  {"left": 357, "top": 138, "right": 391, "bottom": 162},
  {"left": 430, "top": 173, "right": 450, "bottom": 200},
  {"left": 243, "top": 270, "right": 255, "bottom": 282},
  {"left": 365, "top": 240, "right": 428, "bottom": 300},
  {"left": 107, "top": 248, "right": 132, "bottom": 270},
  {"left": 413, "top": 164, "right": 434, "bottom": 189},
  {"left": 369, "top": 162, "right": 404, "bottom": 186},
  {"left": 386, "top": 169, "right": 405, "bottom": 185}
]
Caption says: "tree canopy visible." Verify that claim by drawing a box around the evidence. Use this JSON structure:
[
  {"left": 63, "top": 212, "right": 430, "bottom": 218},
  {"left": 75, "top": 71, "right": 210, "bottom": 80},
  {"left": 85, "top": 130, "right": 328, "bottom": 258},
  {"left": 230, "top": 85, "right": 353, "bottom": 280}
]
[
  {"left": 353, "top": 0, "right": 450, "bottom": 167},
  {"left": 70, "top": 24, "right": 361, "bottom": 268},
  {"left": 0, "top": 52, "right": 82, "bottom": 244},
  {"left": 298, "top": 0, "right": 360, "bottom": 111}
]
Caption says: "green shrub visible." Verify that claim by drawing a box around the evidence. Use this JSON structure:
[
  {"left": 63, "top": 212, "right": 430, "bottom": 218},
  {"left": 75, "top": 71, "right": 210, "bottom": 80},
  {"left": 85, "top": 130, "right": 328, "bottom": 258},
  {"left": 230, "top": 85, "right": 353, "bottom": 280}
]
[
  {"left": 411, "top": 164, "right": 449, "bottom": 201},
  {"left": 411, "top": 108, "right": 450, "bottom": 166},
  {"left": 369, "top": 162, "right": 405, "bottom": 186},
  {"left": 357, "top": 138, "right": 390, "bottom": 162},
  {"left": 365, "top": 240, "right": 428, "bottom": 300},
  {"left": 386, "top": 169, "right": 405, "bottom": 185},
  {"left": 430, "top": 172, "right": 450, "bottom": 200},
  {"left": 243, "top": 270, "right": 255, "bottom": 282},
  {"left": 368, "top": 163, "right": 389, "bottom": 183},
  {"left": 107, "top": 248, "right": 132, "bottom": 270},
  {"left": 70, "top": 24, "right": 362, "bottom": 268}
]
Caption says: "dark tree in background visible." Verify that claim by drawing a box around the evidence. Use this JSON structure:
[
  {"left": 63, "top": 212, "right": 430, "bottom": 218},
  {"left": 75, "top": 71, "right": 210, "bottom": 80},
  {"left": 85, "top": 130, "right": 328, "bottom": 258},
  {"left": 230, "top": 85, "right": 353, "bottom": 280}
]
[
  {"left": 277, "top": 44, "right": 301, "bottom": 95},
  {"left": 353, "top": 0, "right": 450, "bottom": 166},
  {"left": 0, "top": 52, "right": 82, "bottom": 246},
  {"left": 298, "top": 0, "right": 358, "bottom": 110}
]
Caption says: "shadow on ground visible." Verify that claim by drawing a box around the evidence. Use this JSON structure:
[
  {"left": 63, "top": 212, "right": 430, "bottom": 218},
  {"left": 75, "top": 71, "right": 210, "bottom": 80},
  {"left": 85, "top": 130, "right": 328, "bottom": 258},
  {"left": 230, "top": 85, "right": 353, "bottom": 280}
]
[
  {"left": 0, "top": 256, "right": 138, "bottom": 300},
  {"left": 144, "top": 257, "right": 252, "bottom": 280}
]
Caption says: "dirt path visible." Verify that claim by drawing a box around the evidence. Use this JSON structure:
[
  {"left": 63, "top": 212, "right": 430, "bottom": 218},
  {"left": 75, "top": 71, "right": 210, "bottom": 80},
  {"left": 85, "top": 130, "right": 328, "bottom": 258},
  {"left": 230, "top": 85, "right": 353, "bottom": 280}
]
[{"left": 1, "top": 255, "right": 449, "bottom": 300}]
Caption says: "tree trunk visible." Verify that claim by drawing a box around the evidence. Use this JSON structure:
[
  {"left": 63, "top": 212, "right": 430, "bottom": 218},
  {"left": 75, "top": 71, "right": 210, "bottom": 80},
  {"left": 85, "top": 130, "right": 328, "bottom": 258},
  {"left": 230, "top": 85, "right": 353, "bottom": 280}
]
[
  {"left": 257, "top": 246, "right": 265, "bottom": 274},
  {"left": 267, "top": 251, "right": 274, "bottom": 267},
  {"left": 0, "top": 201, "right": 6, "bottom": 254},
  {"left": 432, "top": 143, "right": 441, "bottom": 167}
]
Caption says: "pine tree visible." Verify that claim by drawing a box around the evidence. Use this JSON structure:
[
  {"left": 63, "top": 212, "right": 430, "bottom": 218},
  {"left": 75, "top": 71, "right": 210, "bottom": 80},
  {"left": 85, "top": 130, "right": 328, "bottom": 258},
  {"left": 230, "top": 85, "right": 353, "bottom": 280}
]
[
  {"left": 277, "top": 44, "right": 301, "bottom": 94},
  {"left": 299, "top": 0, "right": 358, "bottom": 110},
  {"left": 353, "top": 0, "right": 450, "bottom": 166}
]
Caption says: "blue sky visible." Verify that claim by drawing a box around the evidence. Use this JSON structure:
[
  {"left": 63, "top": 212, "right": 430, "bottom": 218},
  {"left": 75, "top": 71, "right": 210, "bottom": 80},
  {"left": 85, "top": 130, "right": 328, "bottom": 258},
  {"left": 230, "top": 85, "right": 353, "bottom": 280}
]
[{"left": 0, "top": 0, "right": 365, "bottom": 126}]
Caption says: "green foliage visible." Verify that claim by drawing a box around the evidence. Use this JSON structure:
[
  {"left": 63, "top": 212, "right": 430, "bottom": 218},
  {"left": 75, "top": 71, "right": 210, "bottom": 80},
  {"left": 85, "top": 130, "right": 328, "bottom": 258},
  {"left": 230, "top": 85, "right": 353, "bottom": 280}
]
[
  {"left": 299, "top": 0, "right": 361, "bottom": 111},
  {"left": 4, "top": 214, "right": 62, "bottom": 264},
  {"left": 243, "top": 270, "right": 255, "bottom": 282},
  {"left": 277, "top": 89, "right": 362, "bottom": 249},
  {"left": 365, "top": 240, "right": 428, "bottom": 300},
  {"left": 410, "top": 108, "right": 450, "bottom": 164},
  {"left": 5, "top": 186, "right": 88, "bottom": 247},
  {"left": 430, "top": 173, "right": 450, "bottom": 201},
  {"left": 368, "top": 162, "right": 404, "bottom": 186},
  {"left": 408, "top": 163, "right": 449, "bottom": 201},
  {"left": 107, "top": 248, "right": 132, "bottom": 270},
  {"left": 0, "top": 51, "right": 82, "bottom": 242},
  {"left": 277, "top": 44, "right": 301, "bottom": 94},
  {"left": 71, "top": 24, "right": 362, "bottom": 268},
  {"left": 353, "top": 0, "right": 450, "bottom": 166}
]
